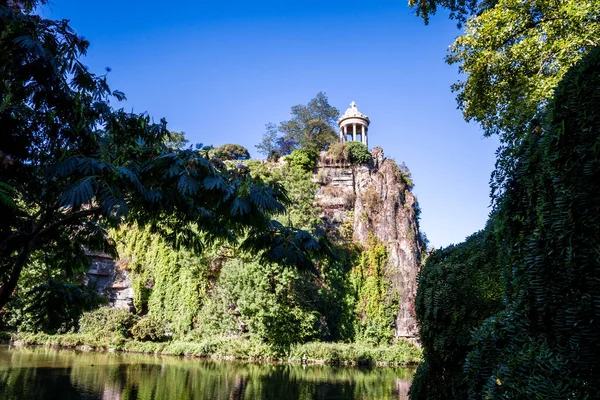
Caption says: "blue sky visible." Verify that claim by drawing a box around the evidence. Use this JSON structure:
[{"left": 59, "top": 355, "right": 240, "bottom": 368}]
[{"left": 41, "top": 0, "right": 499, "bottom": 248}]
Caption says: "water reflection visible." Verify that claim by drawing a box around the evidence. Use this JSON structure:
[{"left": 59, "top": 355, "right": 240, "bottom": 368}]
[{"left": 0, "top": 345, "right": 414, "bottom": 399}]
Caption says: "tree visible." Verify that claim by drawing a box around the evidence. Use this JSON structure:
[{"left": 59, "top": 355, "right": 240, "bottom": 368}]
[
  {"left": 462, "top": 46, "right": 600, "bottom": 399},
  {"left": 164, "top": 131, "right": 189, "bottom": 150},
  {"left": 409, "top": 0, "right": 497, "bottom": 26},
  {"left": 409, "top": 224, "right": 505, "bottom": 399},
  {"left": 210, "top": 144, "right": 250, "bottom": 161},
  {"left": 410, "top": 0, "right": 600, "bottom": 143},
  {"left": 255, "top": 123, "right": 280, "bottom": 159},
  {"left": 256, "top": 92, "right": 340, "bottom": 158},
  {"left": 0, "top": 2, "right": 333, "bottom": 312}
]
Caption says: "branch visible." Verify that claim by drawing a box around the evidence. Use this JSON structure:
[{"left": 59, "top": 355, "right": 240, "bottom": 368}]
[{"left": 34, "top": 207, "right": 103, "bottom": 242}]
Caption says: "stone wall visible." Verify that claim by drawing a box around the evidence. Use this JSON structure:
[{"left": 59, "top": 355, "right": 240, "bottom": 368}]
[
  {"left": 315, "top": 147, "right": 423, "bottom": 339},
  {"left": 86, "top": 253, "right": 134, "bottom": 310}
]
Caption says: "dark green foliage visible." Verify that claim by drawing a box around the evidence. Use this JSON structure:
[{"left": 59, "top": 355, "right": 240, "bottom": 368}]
[
  {"left": 256, "top": 92, "right": 340, "bottom": 158},
  {"left": 286, "top": 149, "right": 318, "bottom": 172},
  {"left": 211, "top": 143, "right": 250, "bottom": 160},
  {"left": 79, "top": 307, "right": 138, "bottom": 339},
  {"left": 0, "top": 3, "right": 332, "bottom": 314},
  {"left": 15, "top": 281, "right": 101, "bottom": 334},
  {"left": 409, "top": 224, "right": 504, "bottom": 399},
  {"left": 130, "top": 315, "right": 167, "bottom": 342},
  {"left": 462, "top": 46, "right": 600, "bottom": 399},
  {"left": 346, "top": 142, "right": 372, "bottom": 165}
]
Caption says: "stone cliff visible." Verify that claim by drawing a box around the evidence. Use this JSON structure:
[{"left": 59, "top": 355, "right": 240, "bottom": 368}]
[{"left": 315, "top": 147, "right": 423, "bottom": 339}]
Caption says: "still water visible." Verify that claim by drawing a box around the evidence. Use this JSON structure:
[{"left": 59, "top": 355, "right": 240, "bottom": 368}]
[{"left": 0, "top": 345, "right": 414, "bottom": 400}]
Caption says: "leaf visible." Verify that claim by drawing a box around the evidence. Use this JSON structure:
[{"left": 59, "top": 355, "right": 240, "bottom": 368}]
[
  {"left": 118, "top": 166, "right": 144, "bottom": 193},
  {"left": 60, "top": 176, "right": 97, "bottom": 208},
  {"left": 177, "top": 174, "right": 199, "bottom": 196},
  {"left": 0, "top": 182, "right": 17, "bottom": 210}
]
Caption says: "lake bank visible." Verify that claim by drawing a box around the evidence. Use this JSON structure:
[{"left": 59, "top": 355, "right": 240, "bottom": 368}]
[{"left": 3, "top": 331, "right": 421, "bottom": 367}]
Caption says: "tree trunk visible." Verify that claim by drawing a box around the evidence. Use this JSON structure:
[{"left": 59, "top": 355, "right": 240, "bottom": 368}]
[{"left": 0, "top": 246, "right": 29, "bottom": 309}]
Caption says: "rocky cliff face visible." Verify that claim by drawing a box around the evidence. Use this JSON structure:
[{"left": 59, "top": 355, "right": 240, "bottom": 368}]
[{"left": 315, "top": 147, "right": 423, "bottom": 339}]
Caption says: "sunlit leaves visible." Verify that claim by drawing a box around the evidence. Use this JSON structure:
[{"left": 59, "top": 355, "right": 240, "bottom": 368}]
[{"left": 446, "top": 0, "right": 600, "bottom": 142}]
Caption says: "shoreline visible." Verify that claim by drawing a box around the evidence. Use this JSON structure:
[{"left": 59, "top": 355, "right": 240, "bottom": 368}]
[{"left": 1, "top": 332, "right": 422, "bottom": 368}]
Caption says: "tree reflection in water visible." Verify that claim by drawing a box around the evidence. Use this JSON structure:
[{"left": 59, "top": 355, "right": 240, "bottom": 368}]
[{"left": 0, "top": 345, "right": 415, "bottom": 399}]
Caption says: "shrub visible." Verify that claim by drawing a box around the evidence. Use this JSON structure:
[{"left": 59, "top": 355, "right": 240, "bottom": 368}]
[
  {"left": 288, "top": 340, "right": 422, "bottom": 365},
  {"left": 326, "top": 142, "right": 349, "bottom": 163},
  {"left": 346, "top": 142, "right": 371, "bottom": 165},
  {"left": 286, "top": 149, "right": 318, "bottom": 172},
  {"left": 79, "top": 307, "right": 138, "bottom": 338},
  {"left": 131, "top": 315, "right": 167, "bottom": 342}
]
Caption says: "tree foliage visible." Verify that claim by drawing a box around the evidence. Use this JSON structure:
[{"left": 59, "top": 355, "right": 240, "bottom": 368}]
[
  {"left": 286, "top": 149, "right": 318, "bottom": 172},
  {"left": 256, "top": 92, "right": 340, "bottom": 158},
  {"left": 463, "top": 46, "right": 600, "bottom": 399},
  {"left": 411, "top": 46, "right": 600, "bottom": 399},
  {"left": 409, "top": 0, "right": 497, "bottom": 26},
  {"left": 409, "top": 224, "right": 505, "bottom": 399},
  {"left": 210, "top": 144, "right": 250, "bottom": 161},
  {"left": 411, "top": 0, "right": 600, "bottom": 143},
  {"left": 0, "top": 2, "right": 333, "bottom": 314}
]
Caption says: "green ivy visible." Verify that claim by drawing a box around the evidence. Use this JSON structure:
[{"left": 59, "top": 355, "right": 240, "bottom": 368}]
[
  {"left": 350, "top": 236, "right": 397, "bottom": 345},
  {"left": 111, "top": 226, "right": 210, "bottom": 337}
]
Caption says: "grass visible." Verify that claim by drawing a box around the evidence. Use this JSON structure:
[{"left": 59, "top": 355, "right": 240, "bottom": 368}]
[
  {"left": 8, "top": 331, "right": 422, "bottom": 366},
  {"left": 289, "top": 340, "right": 422, "bottom": 366}
]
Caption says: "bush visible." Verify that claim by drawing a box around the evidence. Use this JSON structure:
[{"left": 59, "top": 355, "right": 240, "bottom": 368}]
[
  {"left": 286, "top": 149, "right": 318, "bottom": 172},
  {"left": 326, "top": 142, "right": 349, "bottom": 163},
  {"left": 130, "top": 315, "right": 167, "bottom": 342},
  {"left": 288, "top": 341, "right": 422, "bottom": 365},
  {"left": 79, "top": 307, "right": 138, "bottom": 338},
  {"left": 346, "top": 142, "right": 371, "bottom": 165}
]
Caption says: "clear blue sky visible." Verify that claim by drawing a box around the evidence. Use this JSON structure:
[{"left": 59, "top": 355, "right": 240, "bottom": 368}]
[{"left": 41, "top": 0, "right": 499, "bottom": 249}]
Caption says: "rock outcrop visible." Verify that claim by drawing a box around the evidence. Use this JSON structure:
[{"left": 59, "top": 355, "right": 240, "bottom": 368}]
[
  {"left": 315, "top": 147, "right": 423, "bottom": 339},
  {"left": 86, "top": 253, "right": 135, "bottom": 310}
]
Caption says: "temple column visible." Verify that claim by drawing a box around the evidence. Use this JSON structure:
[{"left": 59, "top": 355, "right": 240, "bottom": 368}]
[
  {"left": 353, "top": 124, "right": 357, "bottom": 141},
  {"left": 362, "top": 125, "right": 366, "bottom": 145}
]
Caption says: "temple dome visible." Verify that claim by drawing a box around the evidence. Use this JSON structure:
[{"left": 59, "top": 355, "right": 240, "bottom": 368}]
[{"left": 338, "top": 101, "right": 370, "bottom": 124}]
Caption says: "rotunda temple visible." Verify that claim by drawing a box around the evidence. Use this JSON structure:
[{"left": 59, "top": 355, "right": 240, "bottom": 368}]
[{"left": 338, "top": 101, "right": 370, "bottom": 148}]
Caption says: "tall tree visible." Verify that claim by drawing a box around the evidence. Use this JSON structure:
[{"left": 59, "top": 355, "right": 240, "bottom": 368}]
[
  {"left": 0, "top": 2, "right": 332, "bottom": 311},
  {"left": 256, "top": 92, "right": 340, "bottom": 158},
  {"left": 410, "top": 0, "right": 600, "bottom": 144}
]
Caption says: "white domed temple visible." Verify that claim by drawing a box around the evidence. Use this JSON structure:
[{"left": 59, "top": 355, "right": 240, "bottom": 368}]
[{"left": 338, "top": 101, "right": 370, "bottom": 148}]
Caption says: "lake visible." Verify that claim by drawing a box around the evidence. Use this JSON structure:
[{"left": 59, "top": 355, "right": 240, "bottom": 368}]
[{"left": 0, "top": 345, "right": 414, "bottom": 399}]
